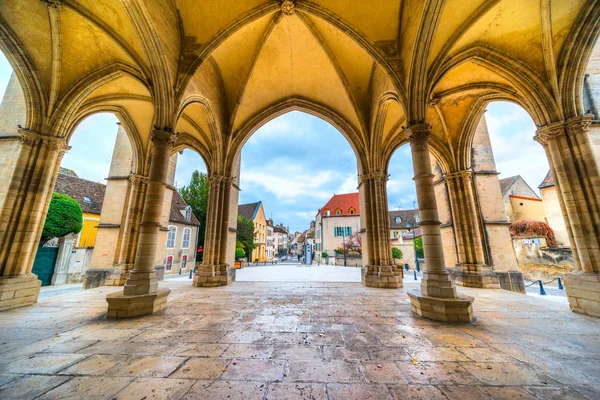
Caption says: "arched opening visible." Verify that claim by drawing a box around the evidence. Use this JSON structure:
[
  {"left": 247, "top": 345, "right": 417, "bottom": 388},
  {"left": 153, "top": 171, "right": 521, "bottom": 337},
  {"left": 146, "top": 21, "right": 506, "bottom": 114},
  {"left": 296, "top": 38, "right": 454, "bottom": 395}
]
[
  {"left": 386, "top": 144, "right": 420, "bottom": 270},
  {"left": 233, "top": 110, "right": 363, "bottom": 282},
  {"left": 156, "top": 147, "right": 208, "bottom": 279}
]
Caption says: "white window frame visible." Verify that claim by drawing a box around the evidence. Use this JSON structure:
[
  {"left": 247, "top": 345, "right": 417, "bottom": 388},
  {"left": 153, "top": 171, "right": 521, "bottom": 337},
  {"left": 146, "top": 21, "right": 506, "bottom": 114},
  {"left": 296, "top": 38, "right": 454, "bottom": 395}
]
[
  {"left": 166, "top": 255, "right": 173, "bottom": 271},
  {"left": 166, "top": 225, "right": 177, "bottom": 249},
  {"left": 181, "top": 254, "right": 187, "bottom": 271},
  {"left": 182, "top": 227, "right": 192, "bottom": 249}
]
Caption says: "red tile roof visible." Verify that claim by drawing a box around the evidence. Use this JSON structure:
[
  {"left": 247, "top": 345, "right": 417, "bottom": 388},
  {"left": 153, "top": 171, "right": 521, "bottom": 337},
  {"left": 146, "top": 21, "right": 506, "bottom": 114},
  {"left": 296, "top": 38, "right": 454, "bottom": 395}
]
[{"left": 320, "top": 192, "right": 360, "bottom": 217}]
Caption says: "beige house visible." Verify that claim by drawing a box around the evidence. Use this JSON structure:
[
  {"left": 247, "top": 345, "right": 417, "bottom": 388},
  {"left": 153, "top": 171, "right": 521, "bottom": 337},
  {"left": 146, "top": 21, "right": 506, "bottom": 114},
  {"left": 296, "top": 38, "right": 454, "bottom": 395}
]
[
  {"left": 498, "top": 175, "right": 545, "bottom": 222},
  {"left": 238, "top": 201, "right": 267, "bottom": 261},
  {"left": 164, "top": 191, "right": 200, "bottom": 275},
  {"left": 538, "top": 171, "right": 571, "bottom": 247},
  {"left": 315, "top": 193, "right": 361, "bottom": 263}
]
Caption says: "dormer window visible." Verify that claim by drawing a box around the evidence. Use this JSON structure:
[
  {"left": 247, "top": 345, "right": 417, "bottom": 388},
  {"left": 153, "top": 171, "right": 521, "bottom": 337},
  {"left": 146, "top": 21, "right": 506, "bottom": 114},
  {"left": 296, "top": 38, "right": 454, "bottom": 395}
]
[
  {"left": 395, "top": 216, "right": 401, "bottom": 224},
  {"left": 83, "top": 196, "right": 92, "bottom": 205},
  {"left": 349, "top": 207, "right": 355, "bottom": 215},
  {"left": 335, "top": 208, "right": 341, "bottom": 216},
  {"left": 185, "top": 205, "right": 192, "bottom": 222},
  {"left": 415, "top": 214, "right": 420, "bottom": 223},
  {"left": 324, "top": 210, "right": 330, "bottom": 216}
]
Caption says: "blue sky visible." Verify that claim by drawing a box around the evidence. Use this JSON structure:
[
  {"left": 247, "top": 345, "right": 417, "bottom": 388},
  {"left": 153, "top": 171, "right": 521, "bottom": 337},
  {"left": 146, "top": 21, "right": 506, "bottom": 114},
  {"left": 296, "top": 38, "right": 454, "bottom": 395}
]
[{"left": 0, "top": 53, "right": 549, "bottom": 233}]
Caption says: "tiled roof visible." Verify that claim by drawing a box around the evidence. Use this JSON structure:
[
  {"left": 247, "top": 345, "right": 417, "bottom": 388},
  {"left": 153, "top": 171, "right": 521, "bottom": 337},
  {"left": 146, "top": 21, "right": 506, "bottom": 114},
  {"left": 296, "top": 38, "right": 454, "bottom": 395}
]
[
  {"left": 238, "top": 202, "right": 260, "bottom": 220},
  {"left": 273, "top": 225, "right": 288, "bottom": 234},
  {"left": 320, "top": 192, "right": 360, "bottom": 217},
  {"left": 538, "top": 170, "right": 554, "bottom": 189},
  {"left": 389, "top": 209, "right": 420, "bottom": 229},
  {"left": 498, "top": 176, "right": 520, "bottom": 196},
  {"left": 170, "top": 191, "right": 200, "bottom": 226},
  {"left": 54, "top": 172, "right": 106, "bottom": 214}
]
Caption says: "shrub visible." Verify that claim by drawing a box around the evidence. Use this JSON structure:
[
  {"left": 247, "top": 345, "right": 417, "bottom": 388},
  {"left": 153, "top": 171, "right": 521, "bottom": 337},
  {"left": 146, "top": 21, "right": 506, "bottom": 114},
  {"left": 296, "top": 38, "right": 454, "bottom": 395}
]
[
  {"left": 235, "top": 248, "right": 245, "bottom": 259},
  {"left": 509, "top": 220, "right": 557, "bottom": 247},
  {"left": 41, "top": 193, "right": 83, "bottom": 245},
  {"left": 321, "top": 251, "right": 328, "bottom": 258}
]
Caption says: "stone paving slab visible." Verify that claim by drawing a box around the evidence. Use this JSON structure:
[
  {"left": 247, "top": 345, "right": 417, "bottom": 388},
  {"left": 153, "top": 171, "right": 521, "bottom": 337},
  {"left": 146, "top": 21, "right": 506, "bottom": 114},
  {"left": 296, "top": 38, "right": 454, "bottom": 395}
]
[{"left": 0, "top": 280, "right": 599, "bottom": 399}]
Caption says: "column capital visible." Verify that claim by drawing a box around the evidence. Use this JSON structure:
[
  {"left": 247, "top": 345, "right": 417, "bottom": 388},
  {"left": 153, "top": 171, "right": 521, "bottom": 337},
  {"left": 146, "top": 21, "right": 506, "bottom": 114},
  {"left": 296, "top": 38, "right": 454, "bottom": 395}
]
[
  {"left": 359, "top": 170, "right": 387, "bottom": 183},
  {"left": 534, "top": 114, "right": 594, "bottom": 146},
  {"left": 405, "top": 123, "right": 431, "bottom": 142},
  {"left": 534, "top": 122, "right": 565, "bottom": 146},
  {"left": 208, "top": 173, "right": 235, "bottom": 185},
  {"left": 565, "top": 114, "right": 593, "bottom": 136},
  {"left": 128, "top": 174, "right": 148, "bottom": 185},
  {"left": 150, "top": 129, "right": 177, "bottom": 147},
  {"left": 444, "top": 169, "right": 473, "bottom": 183},
  {"left": 18, "top": 129, "right": 70, "bottom": 154}
]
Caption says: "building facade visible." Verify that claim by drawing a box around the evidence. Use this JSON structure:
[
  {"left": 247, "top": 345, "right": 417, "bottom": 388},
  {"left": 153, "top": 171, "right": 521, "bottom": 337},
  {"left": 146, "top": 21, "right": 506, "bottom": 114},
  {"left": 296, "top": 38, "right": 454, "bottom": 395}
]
[
  {"left": 164, "top": 191, "right": 200, "bottom": 275},
  {"left": 273, "top": 224, "right": 289, "bottom": 256},
  {"left": 538, "top": 171, "right": 571, "bottom": 247},
  {"left": 315, "top": 193, "right": 361, "bottom": 263},
  {"left": 238, "top": 201, "right": 267, "bottom": 261},
  {"left": 499, "top": 175, "right": 545, "bottom": 222}
]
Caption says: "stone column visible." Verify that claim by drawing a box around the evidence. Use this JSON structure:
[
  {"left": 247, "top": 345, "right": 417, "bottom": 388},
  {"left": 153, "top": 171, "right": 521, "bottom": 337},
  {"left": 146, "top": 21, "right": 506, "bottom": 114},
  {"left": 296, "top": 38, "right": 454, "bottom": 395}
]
[
  {"left": 359, "top": 170, "right": 402, "bottom": 288},
  {"left": 405, "top": 124, "right": 474, "bottom": 322},
  {"left": 85, "top": 123, "right": 139, "bottom": 288},
  {"left": 445, "top": 170, "right": 500, "bottom": 288},
  {"left": 535, "top": 115, "right": 600, "bottom": 317},
  {"left": 193, "top": 172, "right": 236, "bottom": 287},
  {"left": 0, "top": 130, "right": 68, "bottom": 310},
  {"left": 106, "top": 129, "right": 175, "bottom": 318}
]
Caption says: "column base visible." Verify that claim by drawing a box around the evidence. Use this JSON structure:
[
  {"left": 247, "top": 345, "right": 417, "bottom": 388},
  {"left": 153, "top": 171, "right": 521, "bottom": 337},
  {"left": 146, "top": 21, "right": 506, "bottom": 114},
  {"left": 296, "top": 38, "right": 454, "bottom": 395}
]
[
  {"left": 449, "top": 264, "right": 500, "bottom": 289},
  {"left": 193, "top": 264, "right": 235, "bottom": 287},
  {"left": 408, "top": 290, "right": 474, "bottom": 323},
  {"left": 362, "top": 266, "right": 403, "bottom": 288},
  {"left": 494, "top": 271, "right": 525, "bottom": 293},
  {"left": 0, "top": 275, "right": 41, "bottom": 311},
  {"left": 106, "top": 288, "right": 170, "bottom": 318},
  {"left": 565, "top": 272, "right": 600, "bottom": 318},
  {"left": 83, "top": 269, "right": 129, "bottom": 289}
]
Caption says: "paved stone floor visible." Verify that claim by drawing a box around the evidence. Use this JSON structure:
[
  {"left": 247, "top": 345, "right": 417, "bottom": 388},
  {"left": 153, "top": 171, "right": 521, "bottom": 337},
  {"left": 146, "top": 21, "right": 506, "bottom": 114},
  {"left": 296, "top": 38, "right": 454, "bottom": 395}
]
[{"left": 0, "top": 280, "right": 598, "bottom": 399}]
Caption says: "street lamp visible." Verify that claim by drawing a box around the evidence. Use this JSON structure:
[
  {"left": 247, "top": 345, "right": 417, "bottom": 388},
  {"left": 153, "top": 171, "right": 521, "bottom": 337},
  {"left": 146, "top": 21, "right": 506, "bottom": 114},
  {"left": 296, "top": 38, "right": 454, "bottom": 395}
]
[{"left": 342, "top": 228, "right": 347, "bottom": 267}]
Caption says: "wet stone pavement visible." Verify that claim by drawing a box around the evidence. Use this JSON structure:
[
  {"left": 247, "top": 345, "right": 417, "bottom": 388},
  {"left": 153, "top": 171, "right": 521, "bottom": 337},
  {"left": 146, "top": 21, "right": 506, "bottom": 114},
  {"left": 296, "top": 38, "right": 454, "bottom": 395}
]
[{"left": 0, "top": 279, "right": 599, "bottom": 399}]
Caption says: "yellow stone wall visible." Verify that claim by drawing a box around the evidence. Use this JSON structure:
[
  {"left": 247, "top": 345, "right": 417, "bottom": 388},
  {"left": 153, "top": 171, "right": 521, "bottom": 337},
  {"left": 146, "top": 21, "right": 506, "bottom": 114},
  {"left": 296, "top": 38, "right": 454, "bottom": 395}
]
[
  {"left": 252, "top": 203, "right": 267, "bottom": 262},
  {"left": 509, "top": 197, "right": 545, "bottom": 222}
]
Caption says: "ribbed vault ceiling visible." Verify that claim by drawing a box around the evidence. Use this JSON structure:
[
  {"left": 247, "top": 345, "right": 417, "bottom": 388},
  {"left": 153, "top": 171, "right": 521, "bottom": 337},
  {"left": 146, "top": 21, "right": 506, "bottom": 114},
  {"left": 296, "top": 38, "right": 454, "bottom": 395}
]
[{"left": 0, "top": 0, "right": 597, "bottom": 173}]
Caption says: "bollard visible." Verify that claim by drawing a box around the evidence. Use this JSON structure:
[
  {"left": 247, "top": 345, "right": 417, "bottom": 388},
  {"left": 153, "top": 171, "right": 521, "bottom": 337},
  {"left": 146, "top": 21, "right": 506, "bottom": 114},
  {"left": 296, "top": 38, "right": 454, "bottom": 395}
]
[
  {"left": 188, "top": 268, "right": 193, "bottom": 279},
  {"left": 414, "top": 270, "right": 417, "bottom": 280},
  {"left": 416, "top": 264, "right": 420, "bottom": 273},
  {"left": 405, "top": 264, "right": 409, "bottom": 271},
  {"left": 557, "top": 277, "right": 564, "bottom": 290},
  {"left": 538, "top": 280, "right": 546, "bottom": 295}
]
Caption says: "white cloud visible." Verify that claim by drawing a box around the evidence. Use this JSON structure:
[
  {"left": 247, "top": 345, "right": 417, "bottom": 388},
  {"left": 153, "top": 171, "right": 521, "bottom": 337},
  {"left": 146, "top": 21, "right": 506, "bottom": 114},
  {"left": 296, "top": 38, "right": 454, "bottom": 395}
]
[{"left": 337, "top": 173, "right": 358, "bottom": 193}]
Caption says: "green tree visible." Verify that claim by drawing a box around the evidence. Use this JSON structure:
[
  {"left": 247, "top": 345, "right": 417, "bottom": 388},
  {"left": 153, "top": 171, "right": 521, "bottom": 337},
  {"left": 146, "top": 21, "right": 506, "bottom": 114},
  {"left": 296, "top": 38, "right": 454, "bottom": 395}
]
[
  {"left": 237, "top": 216, "right": 256, "bottom": 260},
  {"left": 414, "top": 237, "right": 424, "bottom": 258},
  {"left": 391, "top": 247, "right": 403, "bottom": 261},
  {"left": 179, "top": 171, "right": 210, "bottom": 253},
  {"left": 41, "top": 193, "right": 83, "bottom": 245}
]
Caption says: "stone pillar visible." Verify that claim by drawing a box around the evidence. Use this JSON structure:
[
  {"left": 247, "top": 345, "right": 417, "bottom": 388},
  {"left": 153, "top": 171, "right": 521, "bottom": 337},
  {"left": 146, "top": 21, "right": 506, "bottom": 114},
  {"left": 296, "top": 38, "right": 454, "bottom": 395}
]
[
  {"left": 445, "top": 170, "right": 500, "bottom": 288},
  {"left": 0, "top": 130, "right": 68, "bottom": 310},
  {"left": 405, "top": 124, "right": 474, "bottom": 322},
  {"left": 193, "top": 172, "right": 236, "bottom": 287},
  {"left": 85, "top": 123, "right": 137, "bottom": 288},
  {"left": 535, "top": 115, "right": 600, "bottom": 317},
  {"left": 359, "top": 170, "right": 402, "bottom": 288},
  {"left": 106, "top": 129, "right": 174, "bottom": 318}
]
